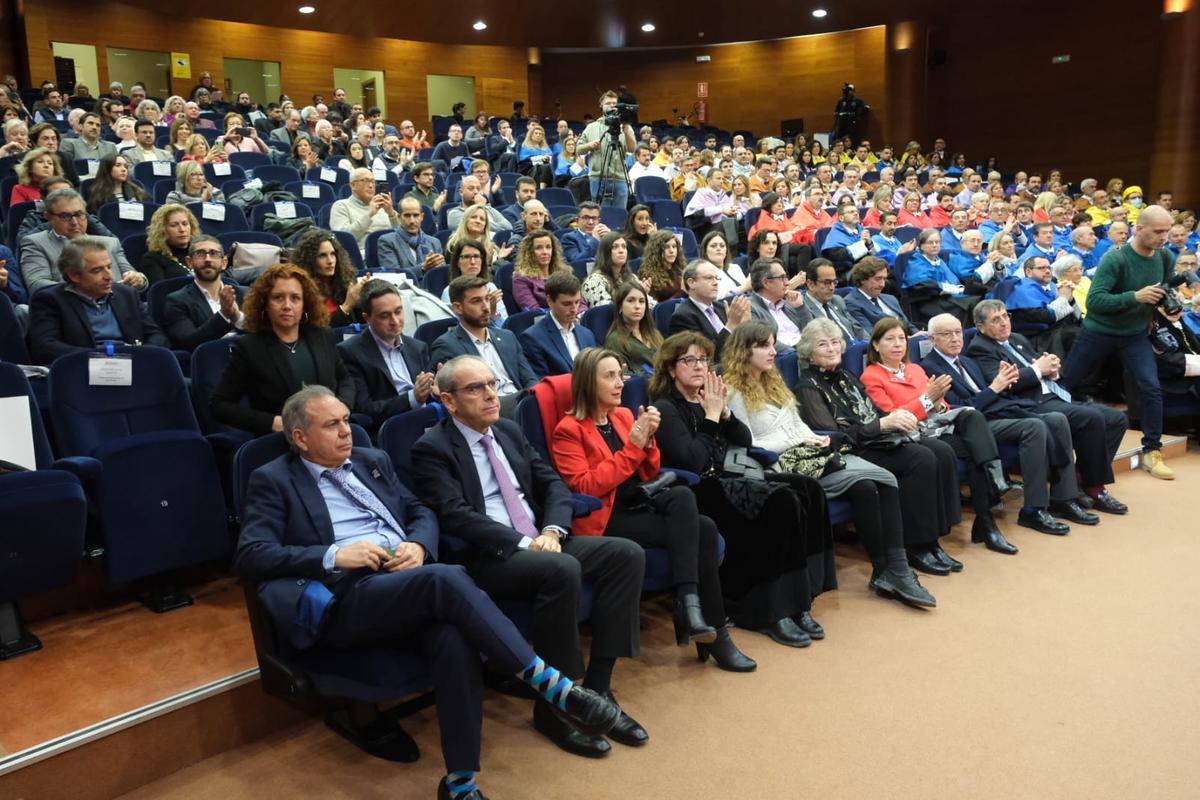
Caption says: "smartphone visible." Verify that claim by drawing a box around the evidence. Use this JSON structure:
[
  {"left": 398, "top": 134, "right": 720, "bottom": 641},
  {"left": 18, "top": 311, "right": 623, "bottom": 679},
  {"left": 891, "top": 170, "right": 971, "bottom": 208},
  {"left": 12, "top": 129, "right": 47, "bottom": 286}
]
[{"left": 236, "top": 127, "right": 253, "bottom": 137}]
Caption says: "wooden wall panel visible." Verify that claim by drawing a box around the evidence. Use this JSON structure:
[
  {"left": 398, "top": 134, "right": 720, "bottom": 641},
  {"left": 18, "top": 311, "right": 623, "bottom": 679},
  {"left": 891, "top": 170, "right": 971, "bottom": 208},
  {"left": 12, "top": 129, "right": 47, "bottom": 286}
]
[
  {"left": 539, "top": 27, "right": 888, "bottom": 141},
  {"left": 19, "top": 0, "right": 530, "bottom": 128}
]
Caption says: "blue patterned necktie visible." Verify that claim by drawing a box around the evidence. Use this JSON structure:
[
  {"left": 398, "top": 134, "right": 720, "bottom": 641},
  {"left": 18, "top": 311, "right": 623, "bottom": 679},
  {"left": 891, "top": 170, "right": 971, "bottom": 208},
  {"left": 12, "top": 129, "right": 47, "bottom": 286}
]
[{"left": 322, "top": 465, "right": 407, "bottom": 539}]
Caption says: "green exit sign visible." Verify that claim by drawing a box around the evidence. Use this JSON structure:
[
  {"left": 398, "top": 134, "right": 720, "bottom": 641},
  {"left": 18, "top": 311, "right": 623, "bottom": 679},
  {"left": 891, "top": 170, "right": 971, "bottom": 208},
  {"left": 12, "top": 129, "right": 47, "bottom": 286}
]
[{"left": 1052, "top": 54, "right": 1071, "bottom": 64}]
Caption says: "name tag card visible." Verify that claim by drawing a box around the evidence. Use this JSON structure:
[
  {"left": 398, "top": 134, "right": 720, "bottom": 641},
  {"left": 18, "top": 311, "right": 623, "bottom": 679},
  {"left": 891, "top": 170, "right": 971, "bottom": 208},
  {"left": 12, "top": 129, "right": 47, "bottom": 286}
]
[
  {"left": 243, "top": 177, "right": 263, "bottom": 190},
  {"left": 372, "top": 166, "right": 387, "bottom": 182},
  {"left": 88, "top": 354, "right": 133, "bottom": 386},
  {"left": 0, "top": 395, "right": 36, "bottom": 470},
  {"left": 319, "top": 168, "right": 337, "bottom": 183},
  {"left": 202, "top": 202, "right": 226, "bottom": 221},
  {"left": 301, "top": 182, "right": 321, "bottom": 199},
  {"left": 151, "top": 161, "right": 171, "bottom": 176},
  {"left": 85, "top": 160, "right": 100, "bottom": 178},
  {"left": 275, "top": 201, "right": 297, "bottom": 219},
  {"left": 212, "top": 162, "right": 232, "bottom": 176},
  {"left": 117, "top": 202, "right": 145, "bottom": 221}
]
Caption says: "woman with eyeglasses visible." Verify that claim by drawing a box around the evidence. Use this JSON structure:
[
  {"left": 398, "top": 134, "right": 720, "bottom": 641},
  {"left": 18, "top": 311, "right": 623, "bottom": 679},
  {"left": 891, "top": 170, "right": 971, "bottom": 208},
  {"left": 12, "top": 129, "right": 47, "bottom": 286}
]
[
  {"left": 443, "top": 239, "right": 507, "bottom": 323},
  {"left": 552, "top": 347, "right": 754, "bottom": 673},
  {"left": 650, "top": 331, "right": 837, "bottom": 653}
]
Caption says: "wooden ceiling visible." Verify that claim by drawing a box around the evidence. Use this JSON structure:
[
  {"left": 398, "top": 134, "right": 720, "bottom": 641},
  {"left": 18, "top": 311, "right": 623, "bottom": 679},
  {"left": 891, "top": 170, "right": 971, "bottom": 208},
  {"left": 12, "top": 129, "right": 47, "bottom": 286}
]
[{"left": 112, "top": 0, "right": 940, "bottom": 49}]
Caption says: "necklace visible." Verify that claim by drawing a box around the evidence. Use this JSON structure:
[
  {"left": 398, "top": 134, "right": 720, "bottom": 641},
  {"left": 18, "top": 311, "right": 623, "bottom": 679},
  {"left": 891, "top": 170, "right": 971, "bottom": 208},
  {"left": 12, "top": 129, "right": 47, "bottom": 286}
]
[{"left": 281, "top": 338, "right": 299, "bottom": 354}]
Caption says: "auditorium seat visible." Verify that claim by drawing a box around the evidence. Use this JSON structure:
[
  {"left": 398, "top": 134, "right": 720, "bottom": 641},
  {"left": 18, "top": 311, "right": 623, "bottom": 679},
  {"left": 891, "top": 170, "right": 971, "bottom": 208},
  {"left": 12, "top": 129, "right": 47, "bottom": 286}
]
[
  {"left": 203, "top": 162, "right": 247, "bottom": 191},
  {"left": 413, "top": 317, "right": 457, "bottom": 348},
  {"left": 502, "top": 308, "right": 544, "bottom": 337},
  {"left": 304, "top": 165, "right": 350, "bottom": 192},
  {"left": 227, "top": 152, "right": 272, "bottom": 171},
  {"left": 184, "top": 202, "right": 250, "bottom": 236},
  {"left": 579, "top": 303, "right": 615, "bottom": 342},
  {"left": 283, "top": 180, "right": 335, "bottom": 212},
  {"left": 422, "top": 265, "right": 449, "bottom": 299},
  {"left": 97, "top": 201, "right": 161, "bottom": 242},
  {"left": 249, "top": 165, "right": 302, "bottom": 186},
  {"left": 48, "top": 345, "right": 229, "bottom": 608},
  {"left": 634, "top": 176, "right": 671, "bottom": 205},
  {"left": 250, "top": 200, "right": 315, "bottom": 231},
  {"left": 653, "top": 297, "right": 684, "bottom": 337},
  {"left": 536, "top": 187, "right": 575, "bottom": 208}
]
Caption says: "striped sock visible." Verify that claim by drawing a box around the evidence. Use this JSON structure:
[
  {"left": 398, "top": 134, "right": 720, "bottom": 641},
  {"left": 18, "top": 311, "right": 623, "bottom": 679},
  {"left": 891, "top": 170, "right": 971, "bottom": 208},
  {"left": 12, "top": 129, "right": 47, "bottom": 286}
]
[
  {"left": 518, "top": 655, "right": 573, "bottom": 710},
  {"left": 444, "top": 770, "right": 477, "bottom": 797}
]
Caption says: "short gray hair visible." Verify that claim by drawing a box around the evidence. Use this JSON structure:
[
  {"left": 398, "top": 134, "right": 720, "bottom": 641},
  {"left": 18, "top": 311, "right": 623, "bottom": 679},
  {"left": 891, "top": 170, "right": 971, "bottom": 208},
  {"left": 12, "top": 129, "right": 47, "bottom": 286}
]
[
  {"left": 436, "top": 354, "right": 491, "bottom": 395},
  {"left": 926, "top": 313, "right": 959, "bottom": 335},
  {"left": 796, "top": 317, "right": 843, "bottom": 362},
  {"left": 973, "top": 298, "right": 1008, "bottom": 326},
  {"left": 281, "top": 385, "right": 338, "bottom": 452},
  {"left": 58, "top": 236, "right": 111, "bottom": 277},
  {"left": 1070, "top": 225, "right": 1093, "bottom": 245},
  {"left": 45, "top": 187, "right": 82, "bottom": 212},
  {"left": 681, "top": 258, "right": 712, "bottom": 289},
  {"left": 1051, "top": 253, "right": 1083, "bottom": 280}
]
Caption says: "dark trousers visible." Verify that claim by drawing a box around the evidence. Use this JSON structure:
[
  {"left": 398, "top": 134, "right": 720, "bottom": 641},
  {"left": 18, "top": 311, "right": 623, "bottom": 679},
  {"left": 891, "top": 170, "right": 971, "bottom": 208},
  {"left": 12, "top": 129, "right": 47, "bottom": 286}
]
[
  {"left": 1061, "top": 327, "right": 1161, "bottom": 451},
  {"left": 859, "top": 437, "right": 959, "bottom": 547},
  {"left": 941, "top": 407, "right": 998, "bottom": 516},
  {"left": 465, "top": 535, "right": 644, "bottom": 679},
  {"left": 988, "top": 415, "right": 1077, "bottom": 507},
  {"left": 321, "top": 564, "right": 534, "bottom": 773},
  {"left": 1036, "top": 396, "right": 1127, "bottom": 487},
  {"left": 842, "top": 478, "right": 904, "bottom": 561},
  {"left": 606, "top": 485, "right": 726, "bottom": 627}
]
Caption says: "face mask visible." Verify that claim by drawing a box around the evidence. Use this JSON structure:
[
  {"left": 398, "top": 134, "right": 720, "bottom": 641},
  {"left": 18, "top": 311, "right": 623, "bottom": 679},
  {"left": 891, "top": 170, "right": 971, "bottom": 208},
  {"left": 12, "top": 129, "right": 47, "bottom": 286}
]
[{"left": 1129, "top": 197, "right": 1143, "bottom": 208}]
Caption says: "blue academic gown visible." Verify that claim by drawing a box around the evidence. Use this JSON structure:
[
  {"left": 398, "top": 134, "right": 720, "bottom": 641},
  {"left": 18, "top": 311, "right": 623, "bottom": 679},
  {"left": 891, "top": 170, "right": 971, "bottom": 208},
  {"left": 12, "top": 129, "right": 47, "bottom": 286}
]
[
  {"left": 902, "top": 253, "right": 962, "bottom": 293},
  {"left": 1066, "top": 245, "right": 1100, "bottom": 276},
  {"left": 1005, "top": 277, "right": 1057, "bottom": 313},
  {"left": 823, "top": 221, "right": 866, "bottom": 251},
  {"left": 1052, "top": 225, "right": 1073, "bottom": 250},
  {"left": 872, "top": 233, "right": 902, "bottom": 266},
  {"left": 1015, "top": 243, "right": 1057, "bottom": 268},
  {"left": 948, "top": 250, "right": 987, "bottom": 282}
]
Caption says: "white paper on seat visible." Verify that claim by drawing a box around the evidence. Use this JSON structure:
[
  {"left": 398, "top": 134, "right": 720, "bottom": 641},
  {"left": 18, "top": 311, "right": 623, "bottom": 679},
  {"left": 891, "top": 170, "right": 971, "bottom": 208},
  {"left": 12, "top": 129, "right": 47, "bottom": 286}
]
[
  {"left": 0, "top": 395, "right": 36, "bottom": 470},
  {"left": 275, "top": 201, "right": 296, "bottom": 219},
  {"left": 301, "top": 183, "right": 320, "bottom": 198},
  {"left": 213, "top": 162, "right": 232, "bottom": 176},
  {"left": 202, "top": 203, "right": 226, "bottom": 221},
  {"left": 243, "top": 177, "right": 263, "bottom": 190},
  {"left": 320, "top": 168, "right": 337, "bottom": 183},
  {"left": 87, "top": 355, "right": 133, "bottom": 387},
  {"left": 118, "top": 203, "right": 145, "bottom": 221},
  {"left": 85, "top": 160, "right": 100, "bottom": 178},
  {"left": 373, "top": 166, "right": 387, "bottom": 182},
  {"left": 151, "top": 161, "right": 171, "bottom": 176}
]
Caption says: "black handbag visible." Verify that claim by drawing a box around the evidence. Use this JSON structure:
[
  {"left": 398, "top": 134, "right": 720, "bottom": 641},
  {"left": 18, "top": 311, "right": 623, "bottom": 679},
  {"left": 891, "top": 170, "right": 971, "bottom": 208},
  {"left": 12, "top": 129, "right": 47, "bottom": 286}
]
[{"left": 622, "top": 471, "right": 681, "bottom": 511}]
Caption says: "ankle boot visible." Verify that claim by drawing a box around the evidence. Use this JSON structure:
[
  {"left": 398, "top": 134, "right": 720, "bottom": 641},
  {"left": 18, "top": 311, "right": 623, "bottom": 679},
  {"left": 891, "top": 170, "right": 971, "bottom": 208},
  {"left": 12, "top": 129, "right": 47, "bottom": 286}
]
[
  {"left": 696, "top": 624, "right": 756, "bottom": 672},
  {"left": 673, "top": 592, "right": 717, "bottom": 646},
  {"left": 984, "top": 460, "right": 1014, "bottom": 499}
]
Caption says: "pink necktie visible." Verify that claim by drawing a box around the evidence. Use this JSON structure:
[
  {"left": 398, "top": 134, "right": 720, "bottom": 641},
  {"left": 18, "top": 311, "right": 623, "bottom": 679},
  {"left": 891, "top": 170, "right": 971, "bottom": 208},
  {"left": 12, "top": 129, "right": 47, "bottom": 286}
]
[{"left": 480, "top": 434, "right": 539, "bottom": 537}]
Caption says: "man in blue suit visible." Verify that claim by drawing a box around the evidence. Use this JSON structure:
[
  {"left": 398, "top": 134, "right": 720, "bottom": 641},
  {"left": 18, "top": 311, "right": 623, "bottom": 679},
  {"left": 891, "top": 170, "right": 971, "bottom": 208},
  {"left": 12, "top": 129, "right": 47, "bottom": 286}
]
[
  {"left": 843, "top": 256, "right": 919, "bottom": 335},
  {"left": 430, "top": 276, "right": 539, "bottom": 417},
  {"left": 519, "top": 272, "right": 595, "bottom": 376},
  {"left": 560, "top": 202, "right": 609, "bottom": 264},
  {"left": 236, "top": 386, "right": 619, "bottom": 800}
]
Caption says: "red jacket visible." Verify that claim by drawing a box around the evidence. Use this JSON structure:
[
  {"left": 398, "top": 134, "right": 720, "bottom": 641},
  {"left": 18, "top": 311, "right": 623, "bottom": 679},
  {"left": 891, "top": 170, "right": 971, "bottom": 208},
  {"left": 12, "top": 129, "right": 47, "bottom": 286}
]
[
  {"left": 860, "top": 361, "right": 939, "bottom": 421},
  {"left": 551, "top": 407, "right": 661, "bottom": 536}
]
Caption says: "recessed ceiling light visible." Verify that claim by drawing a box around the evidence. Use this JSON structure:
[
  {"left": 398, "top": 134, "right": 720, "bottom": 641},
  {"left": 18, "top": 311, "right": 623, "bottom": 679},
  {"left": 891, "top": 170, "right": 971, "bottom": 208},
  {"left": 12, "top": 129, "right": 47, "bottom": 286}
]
[
  {"left": 298, "top": 5, "right": 315, "bottom": 13},
  {"left": 811, "top": 8, "right": 827, "bottom": 17},
  {"left": 641, "top": 22, "right": 656, "bottom": 32},
  {"left": 473, "top": 20, "right": 487, "bottom": 30}
]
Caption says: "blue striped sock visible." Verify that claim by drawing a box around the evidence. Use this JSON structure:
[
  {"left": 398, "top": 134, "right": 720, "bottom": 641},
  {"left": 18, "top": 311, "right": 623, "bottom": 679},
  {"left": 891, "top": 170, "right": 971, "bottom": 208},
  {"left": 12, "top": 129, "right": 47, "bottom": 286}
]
[
  {"left": 519, "top": 655, "right": 573, "bottom": 710},
  {"left": 445, "top": 770, "right": 477, "bottom": 797}
]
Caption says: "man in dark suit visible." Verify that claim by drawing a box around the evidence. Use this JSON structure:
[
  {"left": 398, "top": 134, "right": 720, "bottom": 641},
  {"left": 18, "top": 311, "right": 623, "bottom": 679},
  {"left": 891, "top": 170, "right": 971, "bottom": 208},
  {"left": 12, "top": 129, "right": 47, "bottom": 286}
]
[
  {"left": 668, "top": 259, "right": 751, "bottom": 359},
  {"left": 161, "top": 236, "right": 247, "bottom": 350},
  {"left": 519, "top": 272, "right": 595, "bottom": 376},
  {"left": 29, "top": 237, "right": 169, "bottom": 364},
  {"left": 844, "top": 256, "right": 919, "bottom": 335},
  {"left": 923, "top": 313, "right": 1099, "bottom": 541},
  {"left": 746, "top": 257, "right": 813, "bottom": 352},
  {"left": 500, "top": 177, "right": 538, "bottom": 229},
  {"left": 485, "top": 118, "right": 519, "bottom": 174},
  {"left": 430, "top": 276, "right": 538, "bottom": 417},
  {"left": 337, "top": 280, "right": 434, "bottom": 428},
  {"left": 411, "top": 355, "right": 646, "bottom": 759},
  {"left": 253, "top": 102, "right": 283, "bottom": 138},
  {"left": 803, "top": 259, "right": 868, "bottom": 343},
  {"left": 237, "top": 386, "right": 619, "bottom": 800},
  {"left": 561, "top": 201, "right": 609, "bottom": 264},
  {"left": 966, "top": 298, "right": 1129, "bottom": 515}
]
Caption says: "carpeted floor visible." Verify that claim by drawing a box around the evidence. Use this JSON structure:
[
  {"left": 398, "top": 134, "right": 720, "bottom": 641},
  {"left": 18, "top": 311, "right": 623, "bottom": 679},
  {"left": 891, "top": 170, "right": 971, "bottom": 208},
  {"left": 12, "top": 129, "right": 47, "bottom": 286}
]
[{"left": 116, "top": 452, "right": 1200, "bottom": 800}]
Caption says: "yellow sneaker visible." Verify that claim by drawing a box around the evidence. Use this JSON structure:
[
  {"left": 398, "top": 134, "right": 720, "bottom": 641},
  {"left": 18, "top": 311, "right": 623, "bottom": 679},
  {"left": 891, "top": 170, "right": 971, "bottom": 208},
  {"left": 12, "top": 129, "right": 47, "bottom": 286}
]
[{"left": 1141, "top": 449, "right": 1175, "bottom": 480}]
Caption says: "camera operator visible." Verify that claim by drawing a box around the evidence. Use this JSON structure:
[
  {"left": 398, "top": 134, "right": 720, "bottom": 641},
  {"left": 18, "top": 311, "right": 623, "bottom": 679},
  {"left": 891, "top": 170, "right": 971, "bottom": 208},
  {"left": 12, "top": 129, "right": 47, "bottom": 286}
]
[
  {"left": 833, "top": 83, "right": 868, "bottom": 142},
  {"left": 576, "top": 89, "right": 637, "bottom": 208},
  {"left": 1060, "top": 205, "right": 1177, "bottom": 480}
]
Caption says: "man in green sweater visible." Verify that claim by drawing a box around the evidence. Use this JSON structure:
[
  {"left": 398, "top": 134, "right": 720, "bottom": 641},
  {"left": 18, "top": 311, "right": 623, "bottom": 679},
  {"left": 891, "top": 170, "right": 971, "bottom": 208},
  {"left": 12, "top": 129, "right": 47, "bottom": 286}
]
[{"left": 1061, "top": 205, "right": 1175, "bottom": 480}]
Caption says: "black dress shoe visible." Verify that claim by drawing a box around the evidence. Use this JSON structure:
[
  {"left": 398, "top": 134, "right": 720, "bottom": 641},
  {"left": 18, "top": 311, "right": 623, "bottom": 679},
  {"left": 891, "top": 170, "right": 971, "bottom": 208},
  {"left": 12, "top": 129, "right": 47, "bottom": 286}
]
[
  {"left": 549, "top": 685, "right": 620, "bottom": 737},
  {"left": 907, "top": 549, "right": 951, "bottom": 575},
  {"left": 534, "top": 701, "right": 611, "bottom": 758},
  {"left": 1090, "top": 491, "right": 1128, "bottom": 515},
  {"left": 870, "top": 567, "right": 937, "bottom": 607},
  {"left": 1049, "top": 500, "right": 1100, "bottom": 525},
  {"left": 757, "top": 616, "right": 812, "bottom": 648},
  {"left": 673, "top": 592, "right": 717, "bottom": 646},
  {"left": 794, "top": 611, "right": 825, "bottom": 640},
  {"left": 601, "top": 691, "right": 648, "bottom": 747},
  {"left": 1075, "top": 494, "right": 1095, "bottom": 509},
  {"left": 1017, "top": 509, "right": 1070, "bottom": 535},
  {"left": 325, "top": 710, "right": 419, "bottom": 762},
  {"left": 930, "top": 544, "right": 963, "bottom": 572},
  {"left": 971, "top": 524, "right": 1019, "bottom": 554},
  {"left": 696, "top": 624, "right": 757, "bottom": 672},
  {"left": 438, "top": 779, "right": 489, "bottom": 800}
]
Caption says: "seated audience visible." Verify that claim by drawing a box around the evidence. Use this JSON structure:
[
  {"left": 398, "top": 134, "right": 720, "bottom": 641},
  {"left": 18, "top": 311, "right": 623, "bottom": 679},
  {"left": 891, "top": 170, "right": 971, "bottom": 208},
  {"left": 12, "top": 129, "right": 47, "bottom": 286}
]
[
  {"left": 519, "top": 272, "right": 595, "bottom": 376},
  {"left": 293, "top": 229, "right": 362, "bottom": 328},
  {"left": 447, "top": 174, "right": 512, "bottom": 232},
  {"left": 442, "top": 239, "right": 508, "bottom": 323},
  {"left": 723, "top": 320, "right": 933, "bottom": 605},
  {"left": 604, "top": 282, "right": 662, "bottom": 377},
  {"left": 901, "top": 228, "right": 974, "bottom": 326},
  {"left": 1149, "top": 301, "right": 1200, "bottom": 400},
  {"left": 378, "top": 197, "right": 445, "bottom": 273},
  {"left": 288, "top": 133, "right": 321, "bottom": 173},
  {"left": 121, "top": 118, "right": 171, "bottom": 165},
  {"left": 331, "top": 167, "right": 400, "bottom": 256},
  {"left": 1015, "top": 222, "right": 1058, "bottom": 267},
  {"left": 336, "top": 279, "right": 435, "bottom": 428},
  {"left": 701, "top": 230, "right": 749, "bottom": 295},
  {"left": 844, "top": 256, "right": 917, "bottom": 335},
  {"left": 210, "top": 263, "right": 355, "bottom": 435},
  {"left": 1006, "top": 254, "right": 1082, "bottom": 358},
  {"left": 668, "top": 260, "right": 751, "bottom": 359},
  {"left": 581, "top": 231, "right": 643, "bottom": 308},
  {"left": 20, "top": 188, "right": 145, "bottom": 293},
  {"left": 11, "top": 147, "right": 61, "bottom": 207},
  {"left": 239, "top": 385, "right": 620, "bottom": 799},
  {"left": 561, "top": 201, "right": 609, "bottom": 264},
  {"left": 216, "top": 112, "right": 269, "bottom": 155},
  {"left": 432, "top": 123, "right": 472, "bottom": 173},
  {"left": 620, "top": 204, "right": 656, "bottom": 259},
  {"left": 180, "top": 134, "right": 224, "bottom": 164},
  {"left": 162, "top": 235, "right": 247, "bottom": 349},
  {"left": 516, "top": 124, "right": 553, "bottom": 187},
  {"left": 164, "top": 118, "right": 195, "bottom": 158},
  {"left": 512, "top": 230, "right": 577, "bottom": 312},
  {"left": 685, "top": 170, "right": 742, "bottom": 245},
  {"left": 404, "top": 161, "right": 445, "bottom": 213},
  {"left": 820, "top": 203, "right": 876, "bottom": 282},
  {"left": 59, "top": 112, "right": 117, "bottom": 162},
  {"left": 430, "top": 277, "right": 538, "bottom": 417},
  {"left": 28, "top": 122, "right": 81, "bottom": 186},
  {"left": 447, "top": 204, "right": 511, "bottom": 266},
  {"left": 747, "top": 257, "right": 811, "bottom": 350},
  {"left": 651, "top": 331, "right": 836, "bottom": 648},
  {"left": 86, "top": 153, "right": 146, "bottom": 213},
  {"left": 637, "top": 230, "right": 686, "bottom": 302},
  {"left": 804, "top": 259, "right": 868, "bottom": 342},
  {"left": 29, "top": 237, "right": 168, "bottom": 364},
  {"left": 165, "top": 159, "right": 226, "bottom": 205},
  {"left": 947, "top": 229, "right": 1008, "bottom": 296},
  {"left": 141, "top": 203, "right": 202, "bottom": 284}
]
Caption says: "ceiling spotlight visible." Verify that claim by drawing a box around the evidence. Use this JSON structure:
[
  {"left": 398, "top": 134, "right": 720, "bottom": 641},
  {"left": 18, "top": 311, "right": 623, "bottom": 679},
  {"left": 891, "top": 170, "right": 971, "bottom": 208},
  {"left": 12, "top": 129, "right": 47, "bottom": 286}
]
[
  {"left": 473, "top": 20, "right": 487, "bottom": 30},
  {"left": 298, "top": 5, "right": 315, "bottom": 12},
  {"left": 641, "top": 22, "right": 656, "bottom": 32},
  {"left": 811, "top": 8, "right": 827, "bottom": 17}
]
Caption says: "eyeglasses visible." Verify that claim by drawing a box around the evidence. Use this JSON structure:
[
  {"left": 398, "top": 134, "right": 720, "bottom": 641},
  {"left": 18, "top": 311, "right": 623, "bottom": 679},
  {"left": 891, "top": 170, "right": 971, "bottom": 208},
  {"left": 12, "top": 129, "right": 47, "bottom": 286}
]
[
  {"left": 930, "top": 330, "right": 963, "bottom": 338},
  {"left": 764, "top": 274, "right": 788, "bottom": 282},
  {"left": 812, "top": 278, "right": 838, "bottom": 287},
  {"left": 450, "top": 379, "right": 499, "bottom": 397},
  {"left": 191, "top": 248, "right": 223, "bottom": 258},
  {"left": 51, "top": 211, "right": 86, "bottom": 222},
  {"left": 986, "top": 313, "right": 1011, "bottom": 323},
  {"left": 677, "top": 355, "right": 709, "bottom": 367}
]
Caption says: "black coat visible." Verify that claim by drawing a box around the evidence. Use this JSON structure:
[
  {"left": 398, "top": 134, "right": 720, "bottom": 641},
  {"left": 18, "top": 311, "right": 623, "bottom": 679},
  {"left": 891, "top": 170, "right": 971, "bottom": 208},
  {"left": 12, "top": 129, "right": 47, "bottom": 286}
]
[
  {"left": 162, "top": 280, "right": 247, "bottom": 350},
  {"left": 29, "top": 283, "right": 169, "bottom": 365},
  {"left": 336, "top": 330, "right": 430, "bottom": 427}
]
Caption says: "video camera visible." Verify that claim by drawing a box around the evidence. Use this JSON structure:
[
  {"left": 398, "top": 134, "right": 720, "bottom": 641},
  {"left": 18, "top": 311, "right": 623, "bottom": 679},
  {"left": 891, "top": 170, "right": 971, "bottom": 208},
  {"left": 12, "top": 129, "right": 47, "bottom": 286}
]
[
  {"left": 1157, "top": 273, "right": 1188, "bottom": 316},
  {"left": 603, "top": 101, "right": 639, "bottom": 133}
]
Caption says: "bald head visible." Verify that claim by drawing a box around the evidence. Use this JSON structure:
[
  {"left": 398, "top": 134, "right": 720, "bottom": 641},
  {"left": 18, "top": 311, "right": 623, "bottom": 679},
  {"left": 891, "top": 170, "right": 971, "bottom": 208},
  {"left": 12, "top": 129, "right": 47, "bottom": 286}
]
[
  {"left": 928, "top": 313, "right": 965, "bottom": 357},
  {"left": 1133, "top": 205, "right": 1173, "bottom": 253},
  {"left": 1136, "top": 204, "right": 1173, "bottom": 228}
]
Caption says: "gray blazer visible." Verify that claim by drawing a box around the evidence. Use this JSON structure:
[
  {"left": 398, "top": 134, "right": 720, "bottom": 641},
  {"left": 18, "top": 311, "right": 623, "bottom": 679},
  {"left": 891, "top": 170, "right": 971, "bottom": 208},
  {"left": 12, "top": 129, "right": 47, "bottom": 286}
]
[
  {"left": 377, "top": 229, "right": 444, "bottom": 272},
  {"left": 748, "top": 291, "right": 814, "bottom": 351},
  {"left": 20, "top": 231, "right": 136, "bottom": 295},
  {"left": 59, "top": 137, "right": 117, "bottom": 164}
]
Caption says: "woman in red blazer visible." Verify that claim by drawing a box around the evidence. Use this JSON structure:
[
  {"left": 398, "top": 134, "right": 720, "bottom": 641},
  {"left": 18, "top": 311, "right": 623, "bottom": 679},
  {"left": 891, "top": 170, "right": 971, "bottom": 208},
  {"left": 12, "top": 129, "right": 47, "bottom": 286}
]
[
  {"left": 860, "top": 318, "right": 1014, "bottom": 563},
  {"left": 552, "top": 348, "right": 752, "bottom": 670}
]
